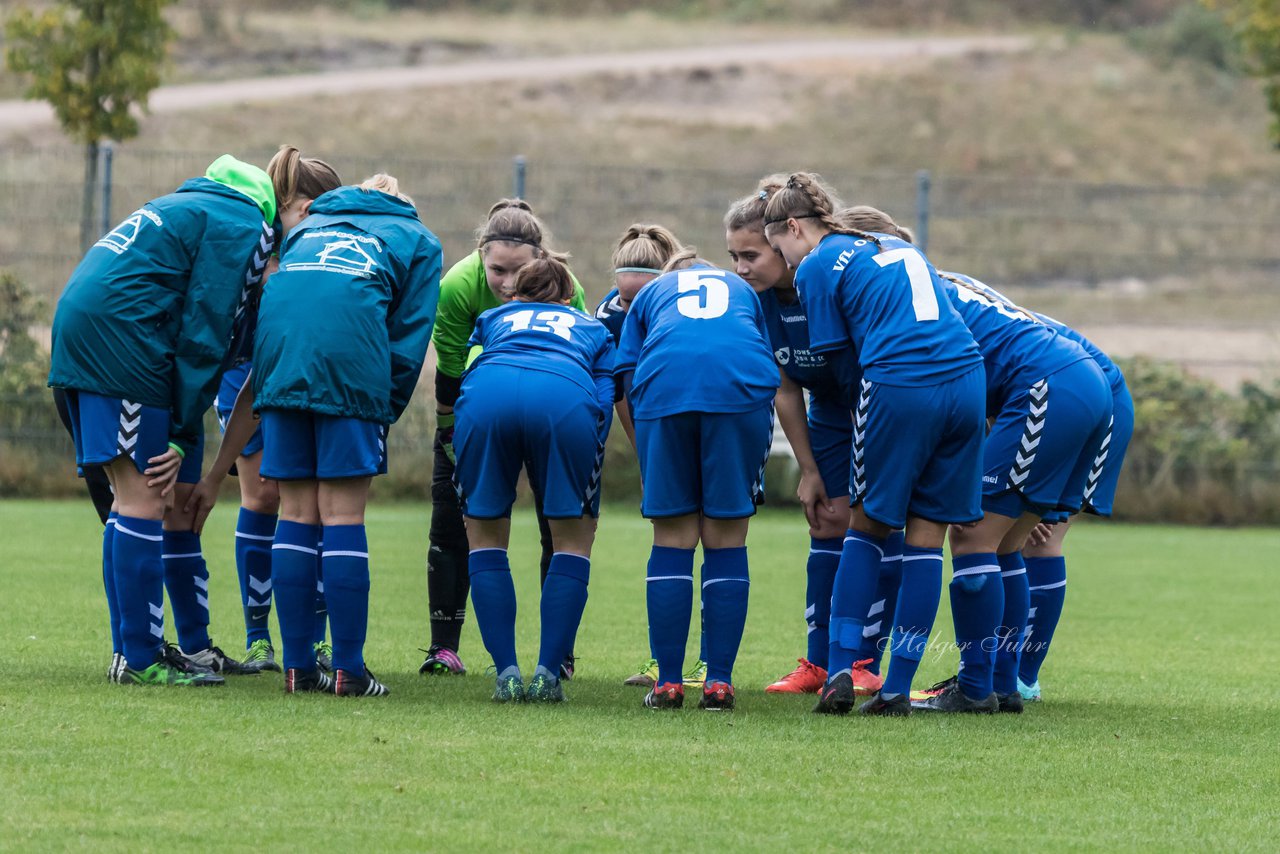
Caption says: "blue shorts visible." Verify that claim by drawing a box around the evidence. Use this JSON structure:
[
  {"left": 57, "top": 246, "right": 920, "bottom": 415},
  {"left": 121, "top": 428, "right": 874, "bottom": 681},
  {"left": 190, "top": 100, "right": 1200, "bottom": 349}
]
[
  {"left": 215, "top": 362, "right": 263, "bottom": 458},
  {"left": 983, "top": 358, "right": 1113, "bottom": 519},
  {"left": 852, "top": 366, "right": 986, "bottom": 529},
  {"left": 259, "top": 409, "right": 388, "bottom": 481},
  {"left": 455, "top": 366, "right": 606, "bottom": 520},
  {"left": 177, "top": 431, "right": 205, "bottom": 485},
  {"left": 808, "top": 396, "right": 853, "bottom": 499},
  {"left": 635, "top": 405, "right": 774, "bottom": 519},
  {"left": 63, "top": 388, "right": 170, "bottom": 477},
  {"left": 1045, "top": 380, "right": 1133, "bottom": 521}
]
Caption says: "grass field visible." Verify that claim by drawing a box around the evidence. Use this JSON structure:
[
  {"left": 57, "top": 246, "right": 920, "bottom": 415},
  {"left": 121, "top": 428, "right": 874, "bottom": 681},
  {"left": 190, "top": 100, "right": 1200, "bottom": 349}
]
[{"left": 2, "top": 500, "right": 1277, "bottom": 850}]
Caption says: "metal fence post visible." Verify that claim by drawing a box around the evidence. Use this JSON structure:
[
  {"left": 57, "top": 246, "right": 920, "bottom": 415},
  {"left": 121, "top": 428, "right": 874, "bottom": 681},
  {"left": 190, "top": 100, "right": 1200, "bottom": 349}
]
[
  {"left": 513, "top": 155, "right": 527, "bottom": 199},
  {"left": 99, "top": 141, "right": 115, "bottom": 237},
  {"left": 915, "top": 169, "right": 931, "bottom": 254}
]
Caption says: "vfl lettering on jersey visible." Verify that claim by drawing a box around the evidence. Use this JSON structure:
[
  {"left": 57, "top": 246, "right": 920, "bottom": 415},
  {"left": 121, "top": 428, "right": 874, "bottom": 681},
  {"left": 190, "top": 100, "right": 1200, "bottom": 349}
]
[
  {"left": 502, "top": 309, "right": 577, "bottom": 341},
  {"left": 95, "top": 208, "right": 162, "bottom": 255},
  {"left": 285, "top": 230, "right": 383, "bottom": 277},
  {"left": 873, "top": 247, "right": 940, "bottom": 322},
  {"left": 830, "top": 240, "right": 868, "bottom": 272},
  {"left": 675, "top": 269, "right": 730, "bottom": 319}
]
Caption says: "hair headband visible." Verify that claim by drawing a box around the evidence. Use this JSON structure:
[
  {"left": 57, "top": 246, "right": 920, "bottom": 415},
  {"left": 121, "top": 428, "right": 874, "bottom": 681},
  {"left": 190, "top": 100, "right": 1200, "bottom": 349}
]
[
  {"left": 481, "top": 235, "right": 541, "bottom": 249},
  {"left": 763, "top": 213, "right": 821, "bottom": 226},
  {"left": 615, "top": 266, "right": 662, "bottom": 275}
]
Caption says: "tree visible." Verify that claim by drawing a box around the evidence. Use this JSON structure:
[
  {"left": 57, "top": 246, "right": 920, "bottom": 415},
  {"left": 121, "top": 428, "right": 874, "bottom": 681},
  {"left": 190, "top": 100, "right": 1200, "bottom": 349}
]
[
  {"left": 1205, "top": 0, "right": 1280, "bottom": 145},
  {"left": 5, "top": 0, "right": 175, "bottom": 250}
]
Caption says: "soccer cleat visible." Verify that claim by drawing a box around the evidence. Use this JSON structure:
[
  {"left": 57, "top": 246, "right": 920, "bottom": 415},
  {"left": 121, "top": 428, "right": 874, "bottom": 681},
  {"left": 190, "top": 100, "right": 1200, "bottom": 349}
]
[
  {"left": 765, "top": 658, "right": 827, "bottom": 694},
  {"left": 997, "top": 692, "right": 1025, "bottom": 714},
  {"left": 859, "top": 690, "right": 911, "bottom": 717},
  {"left": 419, "top": 645, "right": 467, "bottom": 676},
  {"left": 285, "top": 667, "right": 335, "bottom": 694},
  {"left": 242, "top": 639, "right": 283, "bottom": 673},
  {"left": 526, "top": 672, "right": 565, "bottom": 703},
  {"left": 107, "top": 652, "right": 125, "bottom": 684},
  {"left": 683, "top": 659, "right": 708, "bottom": 688},
  {"left": 623, "top": 657, "right": 659, "bottom": 687},
  {"left": 911, "top": 675, "right": 957, "bottom": 701},
  {"left": 1017, "top": 677, "right": 1041, "bottom": 702},
  {"left": 698, "top": 680, "right": 736, "bottom": 711},
  {"left": 119, "top": 648, "right": 225, "bottom": 687},
  {"left": 559, "top": 654, "right": 576, "bottom": 682},
  {"left": 643, "top": 681, "right": 685, "bottom": 710},
  {"left": 161, "top": 641, "right": 215, "bottom": 675},
  {"left": 334, "top": 666, "right": 390, "bottom": 697},
  {"left": 850, "top": 658, "right": 884, "bottom": 697},
  {"left": 493, "top": 673, "right": 525, "bottom": 703},
  {"left": 314, "top": 641, "right": 333, "bottom": 674},
  {"left": 812, "top": 672, "right": 856, "bottom": 715},
  {"left": 910, "top": 680, "right": 998, "bottom": 713},
  {"left": 182, "top": 644, "right": 255, "bottom": 675}
]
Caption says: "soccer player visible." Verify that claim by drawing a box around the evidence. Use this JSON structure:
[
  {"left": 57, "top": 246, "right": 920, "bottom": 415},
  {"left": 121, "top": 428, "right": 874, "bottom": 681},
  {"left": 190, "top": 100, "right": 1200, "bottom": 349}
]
[
  {"left": 453, "top": 257, "right": 615, "bottom": 703},
  {"left": 423, "top": 199, "right": 588, "bottom": 680},
  {"left": 763, "top": 174, "right": 987, "bottom": 716},
  {"left": 594, "top": 224, "right": 710, "bottom": 690},
  {"left": 49, "top": 154, "right": 278, "bottom": 686},
  {"left": 1016, "top": 316, "right": 1133, "bottom": 702},
  {"left": 725, "top": 178, "right": 887, "bottom": 698},
  {"left": 212, "top": 145, "right": 343, "bottom": 674},
  {"left": 834, "top": 206, "right": 1113, "bottom": 714},
  {"left": 616, "top": 249, "right": 780, "bottom": 711},
  {"left": 252, "top": 174, "right": 442, "bottom": 696}
]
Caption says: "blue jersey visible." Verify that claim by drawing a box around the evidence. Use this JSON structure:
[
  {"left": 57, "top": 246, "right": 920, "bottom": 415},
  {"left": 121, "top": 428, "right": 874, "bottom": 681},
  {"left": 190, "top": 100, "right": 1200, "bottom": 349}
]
[
  {"left": 615, "top": 264, "right": 778, "bottom": 419},
  {"left": 757, "top": 287, "right": 859, "bottom": 407},
  {"left": 938, "top": 272, "right": 1091, "bottom": 411},
  {"left": 796, "top": 234, "right": 982, "bottom": 387},
  {"left": 1034, "top": 312, "right": 1127, "bottom": 395},
  {"left": 468, "top": 301, "right": 615, "bottom": 405},
  {"left": 594, "top": 288, "right": 628, "bottom": 345}
]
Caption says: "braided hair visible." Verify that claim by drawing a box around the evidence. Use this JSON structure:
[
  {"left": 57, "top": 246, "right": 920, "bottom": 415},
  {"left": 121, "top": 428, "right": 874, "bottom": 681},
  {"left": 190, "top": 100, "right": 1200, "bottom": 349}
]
[
  {"left": 761, "top": 172, "right": 882, "bottom": 247},
  {"left": 724, "top": 173, "right": 789, "bottom": 232}
]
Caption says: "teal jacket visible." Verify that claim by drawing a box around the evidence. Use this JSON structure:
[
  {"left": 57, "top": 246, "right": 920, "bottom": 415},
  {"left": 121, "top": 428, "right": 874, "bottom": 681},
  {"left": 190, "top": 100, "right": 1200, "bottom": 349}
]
[
  {"left": 252, "top": 186, "right": 443, "bottom": 424},
  {"left": 49, "top": 157, "right": 275, "bottom": 452}
]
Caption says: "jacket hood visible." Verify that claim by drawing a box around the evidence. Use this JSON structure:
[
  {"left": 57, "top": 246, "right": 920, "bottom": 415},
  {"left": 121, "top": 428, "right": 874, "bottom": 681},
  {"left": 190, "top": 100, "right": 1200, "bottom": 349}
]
[
  {"left": 310, "top": 185, "right": 419, "bottom": 220},
  {"left": 203, "top": 154, "right": 276, "bottom": 223}
]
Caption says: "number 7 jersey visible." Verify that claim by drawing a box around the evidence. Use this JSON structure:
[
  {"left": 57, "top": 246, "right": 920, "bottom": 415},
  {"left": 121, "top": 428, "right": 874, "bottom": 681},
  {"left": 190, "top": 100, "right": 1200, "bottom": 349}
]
[
  {"left": 797, "top": 233, "right": 982, "bottom": 387},
  {"left": 615, "top": 263, "right": 779, "bottom": 419},
  {"left": 466, "top": 301, "right": 615, "bottom": 400}
]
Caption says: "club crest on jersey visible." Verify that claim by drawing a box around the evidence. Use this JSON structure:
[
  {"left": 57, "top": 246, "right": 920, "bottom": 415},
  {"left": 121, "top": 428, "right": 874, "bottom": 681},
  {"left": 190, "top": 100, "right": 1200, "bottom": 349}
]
[
  {"left": 775, "top": 346, "right": 791, "bottom": 365},
  {"left": 95, "top": 208, "right": 163, "bottom": 255},
  {"left": 285, "top": 230, "right": 383, "bottom": 277}
]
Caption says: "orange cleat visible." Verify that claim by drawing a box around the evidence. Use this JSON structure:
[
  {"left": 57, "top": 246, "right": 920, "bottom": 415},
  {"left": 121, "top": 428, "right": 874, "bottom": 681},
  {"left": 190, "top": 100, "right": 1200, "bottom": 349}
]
[
  {"left": 850, "top": 659, "right": 884, "bottom": 697},
  {"left": 765, "top": 658, "right": 828, "bottom": 694}
]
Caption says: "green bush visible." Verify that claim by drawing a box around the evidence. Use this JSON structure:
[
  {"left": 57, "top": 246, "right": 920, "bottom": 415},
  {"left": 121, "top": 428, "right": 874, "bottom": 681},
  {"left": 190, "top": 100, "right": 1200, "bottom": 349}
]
[{"left": 1129, "top": 2, "right": 1243, "bottom": 71}]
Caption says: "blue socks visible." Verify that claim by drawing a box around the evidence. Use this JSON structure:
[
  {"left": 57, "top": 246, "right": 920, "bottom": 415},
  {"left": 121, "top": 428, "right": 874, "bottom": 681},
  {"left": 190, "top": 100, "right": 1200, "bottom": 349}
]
[
  {"left": 804, "top": 537, "right": 842, "bottom": 668},
  {"left": 858, "top": 530, "right": 904, "bottom": 673},
  {"left": 882, "top": 545, "right": 943, "bottom": 697},
  {"left": 994, "top": 551, "right": 1030, "bottom": 696},
  {"left": 103, "top": 514, "right": 122, "bottom": 655},
  {"left": 469, "top": 548, "right": 518, "bottom": 674},
  {"left": 313, "top": 557, "right": 329, "bottom": 649},
  {"left": 646, "top": 546, "right": 695, "bottom": 687},
  {"left": 537, "top": 553, "right": 591, "bottom": 675},
  {"left": 949, "top": 552, "right": 1003, "bottom": 700},
  {"left": 234, "top": 507, "right": 276, "bottom": 647},
  {"left": 271, "top": 520, "right": 321, "bottom": 672},
  {"left": 702, "top": 546, "right": 750, "bottom": 685},
  {"left": 162, "top": 530, "right": 210, "bottom": 654},
  {"left": 322, "top": 525, "right": 370, "bottom": 675},
  {"left": 827, "top": 529, "right": 885, "bottom": 678},
  {"left": 112, "top": 516, "right": 165, "bottom": 670},
  {"left": 1020, "top": 556, "right": 1067, "bottom": 685}
]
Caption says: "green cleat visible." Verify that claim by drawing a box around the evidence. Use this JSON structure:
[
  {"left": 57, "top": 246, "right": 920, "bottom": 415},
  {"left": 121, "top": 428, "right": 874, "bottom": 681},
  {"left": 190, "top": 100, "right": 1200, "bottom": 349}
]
[
  {"left": 119, "top": 647, "right": 225, "bottom": 687},
  {"left": 242, "top": 639, "right": 282, "bottom": 673},
  {"left": 683, "top": 659, "right": 708, "bottom": 688},
  {"left": 526, "top": 672, "right": 565, "bottom": 703},
  {"left": 493, "top": 673, "right": 525, "bottom": 703},
  {"left": 314, "top": 641, "right": 334, "bottom": 673},
  {"left": 623, "top": 657, "right": 658, "bottom": 688}
]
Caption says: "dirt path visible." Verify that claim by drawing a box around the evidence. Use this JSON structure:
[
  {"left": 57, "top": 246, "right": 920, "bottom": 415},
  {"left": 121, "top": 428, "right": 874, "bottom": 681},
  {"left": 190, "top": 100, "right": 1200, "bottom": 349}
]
[{"left": 0, "top": 35, "right": 1029, "bottom": 131}]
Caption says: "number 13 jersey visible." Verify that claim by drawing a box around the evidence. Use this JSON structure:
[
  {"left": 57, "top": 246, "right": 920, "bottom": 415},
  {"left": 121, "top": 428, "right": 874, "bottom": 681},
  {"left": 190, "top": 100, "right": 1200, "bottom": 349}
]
[
  {"left": 466, "top": 301, "right": 615, "bottom": 400},
  {"left": 615, "top": 264, "right": 779, "bottom": 419}
]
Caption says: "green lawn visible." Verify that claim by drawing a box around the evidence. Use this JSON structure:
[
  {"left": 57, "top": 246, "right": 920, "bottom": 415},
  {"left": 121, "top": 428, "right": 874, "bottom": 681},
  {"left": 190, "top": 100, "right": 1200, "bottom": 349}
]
[{"left": 1, "top": 501, "right": 1276, "bottom": 850}]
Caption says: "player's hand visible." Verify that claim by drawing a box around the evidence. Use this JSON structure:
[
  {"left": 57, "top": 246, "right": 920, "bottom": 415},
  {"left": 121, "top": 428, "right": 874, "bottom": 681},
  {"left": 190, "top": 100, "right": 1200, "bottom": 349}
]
[
  {"left": 1025, "top": 522, "right": 1053, "bottom": 548},
  {"left": 184, "top": 477, "right": 222, "bottom": 536},
  {"left": 796, "top": 470, "right": 833, "bottom": 529},
  {"left": 145, "top": 448, "right": 183, "bottom": 498},
  {"left": 437, "top": 412, "right": 456, "bottom": 465}
]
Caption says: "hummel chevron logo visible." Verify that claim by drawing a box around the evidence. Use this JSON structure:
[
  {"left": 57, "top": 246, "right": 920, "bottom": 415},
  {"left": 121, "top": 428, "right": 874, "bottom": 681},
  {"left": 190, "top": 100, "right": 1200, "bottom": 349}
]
[{"left": 249, "top": 577, "right": 272, "bottom": 595}]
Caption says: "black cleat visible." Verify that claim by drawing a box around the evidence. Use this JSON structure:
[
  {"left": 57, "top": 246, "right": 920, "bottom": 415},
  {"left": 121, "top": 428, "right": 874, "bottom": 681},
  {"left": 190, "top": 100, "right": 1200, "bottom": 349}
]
[
  {"left": 643, "top": 681, "right": 684, "bottom": 710},
  {"left": 812, "top": 672, "right": 856, "bottom": 715},
  {"left": 285, "top": 667, "right": 335, "bottom": 694},
  {"left": 182, "top": 644, "right": 255, "bottom": 675},
  {"left": 559, "top": 654, "right": 576, "bottom": 682},
  {"left": 108, "top": 652, "right": 125, "bottom": 683},
  {"left": 911, "top": 680, "right": 998, "bottom": 713},
  {"left": 335, "top": 666, "right": 390, "bottom": 697},
  {"left": 698, "top": 680, "right": 736, "bottom": 711},
  {"left": 859, "top": 690, "right": 911, "bottom": 717},
  {"left": 997, "top": 691, "right": 1025, "bottom": 714}
]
